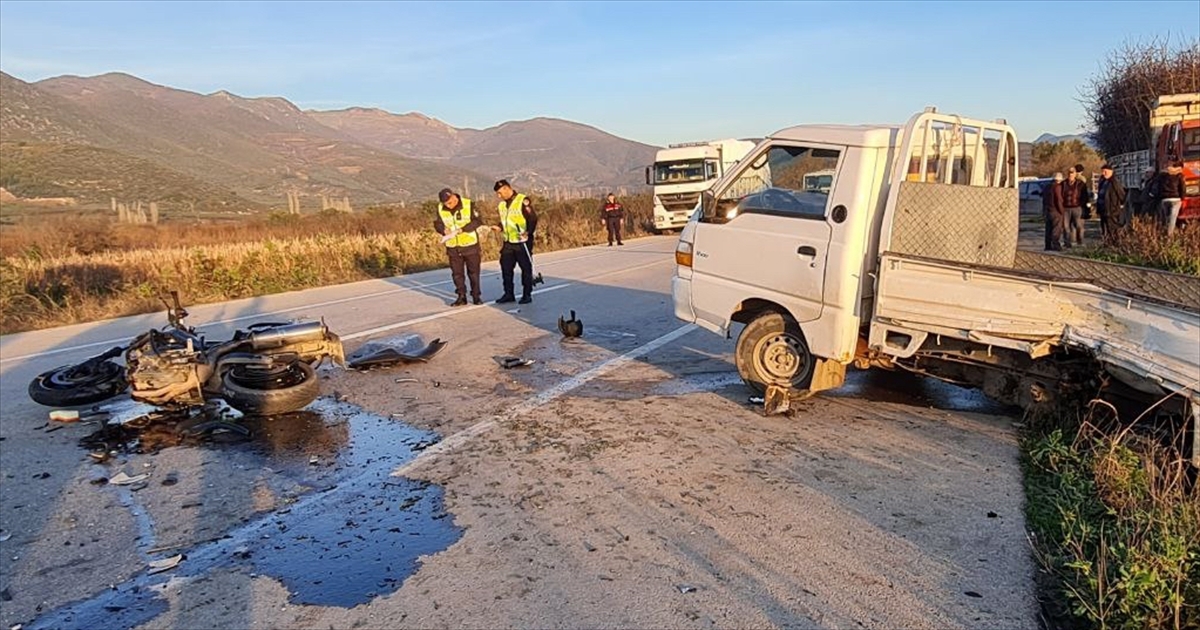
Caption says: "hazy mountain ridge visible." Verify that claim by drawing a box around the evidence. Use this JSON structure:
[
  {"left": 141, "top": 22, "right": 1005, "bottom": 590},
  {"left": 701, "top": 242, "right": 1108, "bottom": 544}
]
[{"left": 1, "top": 70, "right": 658, "bottom": 214}]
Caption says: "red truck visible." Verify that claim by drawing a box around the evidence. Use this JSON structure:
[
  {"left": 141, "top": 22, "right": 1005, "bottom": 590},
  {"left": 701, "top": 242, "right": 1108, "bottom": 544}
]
[{"left": 1109, "top": 93, "right": 1200, "bottom": 224}]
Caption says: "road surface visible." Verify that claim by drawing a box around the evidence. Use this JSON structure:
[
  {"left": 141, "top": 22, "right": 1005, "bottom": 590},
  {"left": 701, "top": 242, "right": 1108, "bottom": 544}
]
[{"left": 0, "top": 236, "right": 1038, "bottom": 629}]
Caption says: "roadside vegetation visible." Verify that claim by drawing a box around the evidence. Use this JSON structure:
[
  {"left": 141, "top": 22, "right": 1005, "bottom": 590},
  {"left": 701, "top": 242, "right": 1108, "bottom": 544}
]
[
  {"left": 0, "top": 194, "right": 654, "bottom": 334},
  {"left": 1022, "top": 403, "right": 1198, "bottom": 629},
  {"left": 1022, "top": 36, "right": 1200, "bottom": 630},
  {"left": 1071, "top": 217, "right": 1200, "bottom": 276}
]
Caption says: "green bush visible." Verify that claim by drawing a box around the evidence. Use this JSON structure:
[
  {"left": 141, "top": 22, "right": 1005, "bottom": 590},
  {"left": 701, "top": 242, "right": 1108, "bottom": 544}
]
[{"left": 1023, "top": 412, "right": 1199, "bottom": 629}]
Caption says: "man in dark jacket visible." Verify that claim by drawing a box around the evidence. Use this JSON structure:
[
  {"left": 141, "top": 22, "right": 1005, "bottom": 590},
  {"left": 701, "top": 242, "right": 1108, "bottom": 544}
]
[
  {"left": 1157, "top": 161, "right": 1186, "bottom": 236},
  {"left": 1096, "top": 164, "right": 1127, "bottom": 241},
  {"left": 1043, "top": 172, "right": 1066, "bottom": 251},
  {"left": 1061, "top": 168, "right": 1089, "bottom": 248},
  {"left": 600, "top": 193, "right": 625, "bottom": 246}
]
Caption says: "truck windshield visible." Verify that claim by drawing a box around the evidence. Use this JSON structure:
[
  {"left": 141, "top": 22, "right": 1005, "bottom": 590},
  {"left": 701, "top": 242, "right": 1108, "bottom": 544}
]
[
  {"left": 1183, "top": 128, "right": 1200, "bottom": 160},
  {"left": 653, "top": 160, "right": 707, "bottom": 184}
]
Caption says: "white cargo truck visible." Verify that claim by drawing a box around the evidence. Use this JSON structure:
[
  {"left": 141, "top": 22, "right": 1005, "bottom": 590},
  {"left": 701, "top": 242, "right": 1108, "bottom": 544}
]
[
  {"left": 670, "top": 107, "right": 1200, "bottom": 462},
  {"left": 646, "top": 139, "right": 757, "bottom": 233}
]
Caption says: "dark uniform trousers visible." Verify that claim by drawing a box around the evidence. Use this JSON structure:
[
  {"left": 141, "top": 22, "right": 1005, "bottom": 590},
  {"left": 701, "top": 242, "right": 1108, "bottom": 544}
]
[
  {"left": 448, "top": 244, "right": 482, "bottom": 300},
  {"left": 605, "top": 217, "right": 623, "bottom": 244},
  {"left": 499, "top": 241, "right": 533, "bottom": 298}
]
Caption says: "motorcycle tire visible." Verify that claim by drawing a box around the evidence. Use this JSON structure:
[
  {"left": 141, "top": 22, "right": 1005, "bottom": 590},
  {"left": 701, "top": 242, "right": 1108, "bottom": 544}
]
[
  {"left": 220, "top": 360, "right": 319, "bottom": 416},
  {"left": 28, "top": 360, "right": 128, "bottom": 407}
]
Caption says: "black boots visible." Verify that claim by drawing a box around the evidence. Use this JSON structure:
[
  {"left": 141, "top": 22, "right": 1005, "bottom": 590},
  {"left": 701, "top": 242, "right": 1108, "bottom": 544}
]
[
  {"left": 451, "top": 296, "right": 468, "bottom": 307},
  {"left": 495, "top": 294, "right": 516, "bottom": 304}
]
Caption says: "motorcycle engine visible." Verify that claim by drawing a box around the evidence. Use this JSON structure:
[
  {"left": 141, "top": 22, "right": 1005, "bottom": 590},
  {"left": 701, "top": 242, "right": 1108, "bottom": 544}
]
[{"left": 126, "top": 330, "right": 209, "bottom": 406}]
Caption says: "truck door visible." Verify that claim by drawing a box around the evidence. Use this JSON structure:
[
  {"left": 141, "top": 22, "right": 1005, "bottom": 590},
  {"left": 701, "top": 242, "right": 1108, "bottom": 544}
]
[{"left": 689, "top": 142, "right": 842, "bottom": 326}]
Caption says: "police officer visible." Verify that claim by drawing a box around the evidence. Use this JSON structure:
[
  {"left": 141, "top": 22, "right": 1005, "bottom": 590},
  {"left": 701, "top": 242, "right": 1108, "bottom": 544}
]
[
  {"left": 433, "top": 187, "right": 482, "bottom": 306},
  {"left": 493, "top": 179, "right": 538, "bottom": 304},
  {"left": 601, "top": 192, "right": 625, "bottom": 246}
]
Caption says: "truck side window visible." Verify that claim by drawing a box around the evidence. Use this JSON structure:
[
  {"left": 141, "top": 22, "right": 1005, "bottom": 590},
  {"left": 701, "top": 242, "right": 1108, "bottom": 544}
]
[{"left": 714, "top": 145, "right": 841, "bottom": 221}]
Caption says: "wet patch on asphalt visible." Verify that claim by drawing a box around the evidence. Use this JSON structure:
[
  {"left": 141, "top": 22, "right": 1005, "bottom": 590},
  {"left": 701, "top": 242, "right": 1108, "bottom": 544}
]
[{"left": 25, "top": 398, "right": 462, "bottom": 629}]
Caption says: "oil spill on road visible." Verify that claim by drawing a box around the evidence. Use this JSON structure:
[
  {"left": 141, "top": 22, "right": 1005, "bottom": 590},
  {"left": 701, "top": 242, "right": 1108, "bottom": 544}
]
[
  {"left": 830, "top": 369, "right": 1015, "bottom": 415},
  {"left": 244, "top": 398, "right": 461, "bottom": 607},
  {"left": 26, "top": 398, "right": 462, "bottom": 629}
]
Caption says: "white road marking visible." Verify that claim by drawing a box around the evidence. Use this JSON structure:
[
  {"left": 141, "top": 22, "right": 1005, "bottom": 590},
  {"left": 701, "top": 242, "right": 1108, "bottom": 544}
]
[
  {"left": 0, "top": 246, "right": 672, "bottom": 364},
  {"left": 392, "top": 322, "right": 698, "bottom": 477}
]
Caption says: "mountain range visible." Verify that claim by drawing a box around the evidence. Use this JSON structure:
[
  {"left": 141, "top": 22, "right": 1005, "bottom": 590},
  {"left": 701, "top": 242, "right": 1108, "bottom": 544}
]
[
  {"left": 1033, "top": 133, "right": 1097, "bottom": 148},
  {"left": 0, "top": 71, "right": 658, "bottom": 214}
]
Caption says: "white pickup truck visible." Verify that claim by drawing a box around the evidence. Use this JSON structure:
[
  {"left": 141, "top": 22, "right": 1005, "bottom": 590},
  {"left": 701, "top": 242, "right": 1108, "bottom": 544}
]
[{"left": 671, "top": 108, "right": 1200, "bottom": 462}]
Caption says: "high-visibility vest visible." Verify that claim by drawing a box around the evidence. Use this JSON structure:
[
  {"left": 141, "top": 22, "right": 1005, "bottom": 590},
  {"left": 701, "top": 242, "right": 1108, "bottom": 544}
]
[
  {"left": 499, "top": 193, "right": 528, "bottom": 243},
  {"left": 438, "top": 198, "right": 478, "bottom": 248}
]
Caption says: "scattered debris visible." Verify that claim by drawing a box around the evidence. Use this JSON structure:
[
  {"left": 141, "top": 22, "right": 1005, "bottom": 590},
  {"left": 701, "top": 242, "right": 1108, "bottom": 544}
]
[
  {"left": 558, "top": 310, "right": 584, "bottom": 338},
  {"left": 763, "top": 384, "right": 791, "bottom": 416},
  {"left": 108, "top": 472, "right": 150, "bottom": 486},
  {"left": 583, "top": 540, "right": 596, "bottom": 552},
  {"left": 309, "top": 456, "right": 320, "bottom": 466},
  {"left": 176, "top": 419, "right": 251, "bottom": 438},
  {"left": 32, "top": 472, "right": 50, "bottom": 480},
  {"left": 0, "top": 533, "right": 12, "bottom": 542},
  {"left": 987, "top": 511, "right": 998, "bottom": 518},
  {"left": 49, "top": 410, "right": 80, "bottom": 423},
  {"left": 748, "top": 396, "right": 765, "bottom": 405},
  {"left": 494, "top": 356, "right": 536, "bottom": 369},
  {"left": 964, "top": 590, "right": 983, "bottom": 598},
  {"left": 161, "top": 473, "right": 180, "bottom": 487},
  {"left": 0, "top": 587, "right": 11, "bottom": 602},
  {"left": 147, "top": 554, "right": 184, "bottom": 575},
  {"left": 347, "top": 336, "right": 447, "bottom": 371},
  {"left": 506, "top": 308, "right": 521, "bottom": 314},
  {"left": 394, "top": 378, "right": 419, "bottom": 384},
  {"left": 43, "top": 425, "right": 64, "bottom": 434},
  {"left": 677, "top": 585, "right": 697, "bottom": 594}
]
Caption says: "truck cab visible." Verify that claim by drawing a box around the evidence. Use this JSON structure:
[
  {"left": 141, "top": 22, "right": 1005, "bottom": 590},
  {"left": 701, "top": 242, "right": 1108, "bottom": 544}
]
[
  {"left": 672, "top": 109, "right": 1020, "bottom": 393},
  {"left": 647, "top": 139, "right": 756, "bottom": 233}
]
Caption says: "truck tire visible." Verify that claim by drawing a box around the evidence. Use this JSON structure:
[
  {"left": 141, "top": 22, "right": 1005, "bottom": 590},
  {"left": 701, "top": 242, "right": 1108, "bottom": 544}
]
[
  {"left": 735, "top": 311, "right": 815, "bottom": 395},
  {"left": 221, "top": 361, "right": 319, "bottom": 416}
]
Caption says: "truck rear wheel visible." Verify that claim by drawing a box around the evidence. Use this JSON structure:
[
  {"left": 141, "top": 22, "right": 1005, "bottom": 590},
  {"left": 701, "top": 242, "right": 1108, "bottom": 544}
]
[{"left": 735, "top": 311, "right": 814, "bottom": 395}]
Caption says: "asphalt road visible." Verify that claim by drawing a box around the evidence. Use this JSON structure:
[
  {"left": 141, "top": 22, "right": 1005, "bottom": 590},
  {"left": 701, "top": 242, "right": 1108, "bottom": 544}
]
[{"left": 0, "top": 236, "right": 1038, "bottom": 629}]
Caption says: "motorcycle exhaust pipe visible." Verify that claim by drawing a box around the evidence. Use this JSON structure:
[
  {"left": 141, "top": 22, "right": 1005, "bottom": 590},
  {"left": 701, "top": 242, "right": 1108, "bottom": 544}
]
[{"left": 248, "top": 321, "right": 331, "bottom": 350}]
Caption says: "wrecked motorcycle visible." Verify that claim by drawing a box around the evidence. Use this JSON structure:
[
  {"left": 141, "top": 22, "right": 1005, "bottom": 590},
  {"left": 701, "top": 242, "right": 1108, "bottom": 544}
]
[{"left": 29, "top": 292, "right": 346, "bottom": 415}]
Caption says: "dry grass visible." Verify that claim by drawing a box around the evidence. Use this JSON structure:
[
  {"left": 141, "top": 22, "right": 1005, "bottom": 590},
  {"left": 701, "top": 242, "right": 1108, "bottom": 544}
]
[
  {"left": 1, "top": 195, "right": 655, "bottom": 333},
  {"left": 1071, "top": 216, "right": 1200, "bottom": 276}
]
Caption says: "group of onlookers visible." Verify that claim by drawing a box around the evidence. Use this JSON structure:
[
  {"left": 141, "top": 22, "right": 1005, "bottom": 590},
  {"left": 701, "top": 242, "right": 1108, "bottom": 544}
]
[{"left": 1042, "top": 161, "right": 1187, "bottom": 251}]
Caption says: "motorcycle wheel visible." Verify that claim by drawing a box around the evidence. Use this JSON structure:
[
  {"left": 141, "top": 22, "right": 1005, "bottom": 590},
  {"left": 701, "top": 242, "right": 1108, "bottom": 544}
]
[
  {"left": 28, "top": 360, "right": 128, "bottom": 407},
  {"left": 220, "top": 360, "right": 319, "bottom": 416}
]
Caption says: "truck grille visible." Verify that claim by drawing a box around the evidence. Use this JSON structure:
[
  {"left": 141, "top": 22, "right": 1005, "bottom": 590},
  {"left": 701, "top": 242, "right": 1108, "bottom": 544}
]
[{"left": 657, "top": 192, "right": 701, "bottom": 213}]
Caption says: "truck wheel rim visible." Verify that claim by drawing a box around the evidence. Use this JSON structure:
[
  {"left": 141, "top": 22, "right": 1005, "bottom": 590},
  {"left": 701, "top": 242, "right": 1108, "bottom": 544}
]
[{"left": 755, "top": 333, "right": 805, "bottom": 382}]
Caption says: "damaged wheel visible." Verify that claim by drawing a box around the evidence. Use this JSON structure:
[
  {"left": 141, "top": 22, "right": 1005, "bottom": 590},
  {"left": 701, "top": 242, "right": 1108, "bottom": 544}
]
[
  {"left": 735, "top": 311, "right": 814, "bottom": 396},
  {"left": 221, "top": 361, "right": 318, "bottom": 416},
  {"left": 29, "top": 360, "right": 127, "bottom": 407}
]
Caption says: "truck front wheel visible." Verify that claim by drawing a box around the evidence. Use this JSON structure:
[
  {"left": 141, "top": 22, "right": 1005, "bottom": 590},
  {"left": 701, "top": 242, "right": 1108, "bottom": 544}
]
[{"left": 735, "top": 311, "right": 815, "bottom": 395}]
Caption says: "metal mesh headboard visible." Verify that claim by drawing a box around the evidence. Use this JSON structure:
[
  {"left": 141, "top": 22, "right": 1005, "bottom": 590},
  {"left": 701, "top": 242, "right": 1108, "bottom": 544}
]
[{"left": 887, "top": 181, "right": 1020, "bottom": 268}]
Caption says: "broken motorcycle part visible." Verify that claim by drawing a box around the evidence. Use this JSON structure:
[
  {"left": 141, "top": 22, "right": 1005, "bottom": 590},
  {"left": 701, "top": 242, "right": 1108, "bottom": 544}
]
[
  {"left": 558, "top": 310, "right": 584, "bottom": 339},
  {"left": 347, "top": 339, "right": 448, "bottom": 370}
]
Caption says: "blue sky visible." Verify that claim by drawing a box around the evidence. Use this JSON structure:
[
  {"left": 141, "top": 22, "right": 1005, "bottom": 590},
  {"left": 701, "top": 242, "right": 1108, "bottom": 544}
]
[{"left": 1, "top": 1, "right": 1197, "bottom": 147}]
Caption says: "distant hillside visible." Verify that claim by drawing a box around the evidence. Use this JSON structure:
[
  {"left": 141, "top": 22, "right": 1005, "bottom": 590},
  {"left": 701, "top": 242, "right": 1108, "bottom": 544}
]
[
  {"left": 0, "top": 142, "right": 257, "bottom": 210},
  {"left": 307, "top": 109, "right": 659, "bottom": 193},
  {"left": 1033, "top": 133, "right": 1097, "bottom": 149},
  {"left": 1, "top": 70, "right": 662, "bottom": 217},
  {"left": 0, "top": 71, "right": 494, "bottom": 210}
]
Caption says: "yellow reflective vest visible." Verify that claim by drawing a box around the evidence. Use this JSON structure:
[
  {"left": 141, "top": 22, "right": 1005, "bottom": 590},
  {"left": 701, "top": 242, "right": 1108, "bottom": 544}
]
[
  {"left": 498, "top": 193, "right": 528, "bottom": 243},
  {"left": 438, "top": 199, "right": 478, "bottom": 248}
]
